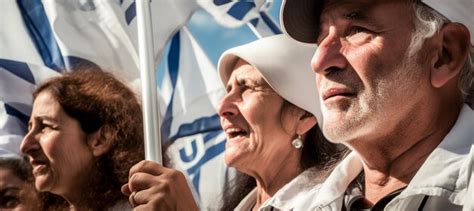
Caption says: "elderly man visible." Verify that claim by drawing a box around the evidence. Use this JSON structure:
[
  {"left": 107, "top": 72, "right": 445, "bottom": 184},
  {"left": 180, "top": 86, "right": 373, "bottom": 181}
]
[{"left": 280, "top": 0, "right": 473, "bottom": 210}]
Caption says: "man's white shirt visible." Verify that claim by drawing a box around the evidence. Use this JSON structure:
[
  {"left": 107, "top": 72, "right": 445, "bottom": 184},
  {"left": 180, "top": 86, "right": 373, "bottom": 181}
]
[{"left": 306, "top": 104, "right": 474, "bottom": 210}]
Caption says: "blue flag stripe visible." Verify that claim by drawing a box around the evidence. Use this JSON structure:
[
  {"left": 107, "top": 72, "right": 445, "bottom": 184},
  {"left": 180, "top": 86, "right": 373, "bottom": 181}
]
[
  {"left": 191, "top": 171, "right": 201, "bottom": 196},
  {"left": 227, "top": 2, "right": 255, "bottom": 20},
  {"left": 17, "top": 0, "right": 65, "bottom": 72},
  {"left": 168, "top": 32, "right": 181, "bottom": 88},
  {"left": 259, "top": 11, "right": 282, "bottom": 34},
  {"left": 213, "top": 0, "right": 231, "bottom": 6},
  {"left": 186, "top": 139, "right": 226, "bottom": 175},
  {"left": 161, "top": 32, "right": 181, "bottom": 142},
  {"left": 0, "top": 59, "right": 35, "bottom": 84},
  {"left": 4, "top": 103, "right": 30, "bottom": 128},
  {"left": 167, "top": 114, "right": 222, "bottom": 143},
  {"left": 250, "top": 18, "right": 259, "bottom": 26},
  {"left": 125, "top": 1, "right": 136, "bottom": 25},
  {"left": 203, "top": 130, "right": 223, "bottom": 144}
]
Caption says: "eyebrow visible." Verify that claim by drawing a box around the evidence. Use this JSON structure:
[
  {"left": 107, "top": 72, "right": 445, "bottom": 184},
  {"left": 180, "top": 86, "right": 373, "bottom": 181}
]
[
  {"left": 343, "top": 9, "right": 368, "bottom": 21},
  {"left": 29, "top": 115, "right": 58, "bottom": 128},
  {"left": 0, "top": 187, "right": 21, "bottom": 195},
  {"left": 338, "top": 5, "right": 384, "bottom": 30},
  {"left": 35, "top": 115, "right": 57, "bottom": 122}
]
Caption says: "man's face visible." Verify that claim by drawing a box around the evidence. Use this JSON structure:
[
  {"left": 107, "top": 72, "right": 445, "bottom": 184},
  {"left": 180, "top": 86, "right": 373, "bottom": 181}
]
[{"left": 311, "top": 0, "right": 432, "bottom": 143}]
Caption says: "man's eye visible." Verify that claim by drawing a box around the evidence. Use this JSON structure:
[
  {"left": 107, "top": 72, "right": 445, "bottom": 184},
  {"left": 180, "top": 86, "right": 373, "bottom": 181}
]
[
  {"left": 349, "top": 26, "right": 371, "bottom": 35},
  {"left": 345, "top": 26, "right": 374, "bottom": 44}
]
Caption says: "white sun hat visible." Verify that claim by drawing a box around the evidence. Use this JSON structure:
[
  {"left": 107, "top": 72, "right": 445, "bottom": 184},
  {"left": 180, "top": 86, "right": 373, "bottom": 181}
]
[
  {"left": 217, "top": 35, "right": 322, "bottom": 123},
  {"left": 280, "top": 0, "right": 474, "bottom": 46}
]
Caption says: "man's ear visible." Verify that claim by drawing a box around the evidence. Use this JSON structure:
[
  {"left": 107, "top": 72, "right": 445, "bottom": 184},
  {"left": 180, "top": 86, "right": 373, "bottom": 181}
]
[
  {"left": 296, "top": 112, "right": 317, "bottom": 135},
  {"left": 431, "top": 23, "right": 470, "bottom": 88},
  {"left": 87, "top": 125, "right": 115, "bottom": 157}
]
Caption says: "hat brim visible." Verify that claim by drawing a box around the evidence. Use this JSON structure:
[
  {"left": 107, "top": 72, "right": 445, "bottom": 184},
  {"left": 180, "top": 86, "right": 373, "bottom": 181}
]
[
  {"left": 217, "top": 35, "right": 322, "bottom": 121},
  {"left": 282, "top": 0, "right": 473, "bottom": 46},
  {"left": 281, "top": 0, "right": 322, "bottom": 44}
]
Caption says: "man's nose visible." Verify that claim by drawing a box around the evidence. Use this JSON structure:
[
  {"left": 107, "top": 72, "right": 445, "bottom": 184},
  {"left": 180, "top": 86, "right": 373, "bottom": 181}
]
[{"left": 311, "top": 26, "right": 348, "bottom": 76}]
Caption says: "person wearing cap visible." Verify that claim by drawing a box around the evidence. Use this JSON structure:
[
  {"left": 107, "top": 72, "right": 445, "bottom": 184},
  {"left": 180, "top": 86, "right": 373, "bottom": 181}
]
[
  {"left": 121, "top": 35, "right": 345, "bottom": 210},
  {"left": 281, "top": 0, "right": 473, "bottom": 210}
]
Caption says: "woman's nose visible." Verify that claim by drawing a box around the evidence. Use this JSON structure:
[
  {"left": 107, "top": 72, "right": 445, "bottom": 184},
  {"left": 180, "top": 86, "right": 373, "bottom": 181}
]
[
  {"left": 20, "top": 128, "right": 39, "bottom": 155},
  {"left": 311, "top": 26, "right": 348, "bottom": 76},
  {"left": 218, "top": 92, "right": 239, "bottom": 118}
]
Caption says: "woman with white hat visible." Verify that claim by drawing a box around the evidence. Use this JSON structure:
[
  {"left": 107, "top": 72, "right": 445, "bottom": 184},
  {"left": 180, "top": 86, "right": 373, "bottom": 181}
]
[{"left": 122, "top": 35, "right": 345, "bottom": 210}]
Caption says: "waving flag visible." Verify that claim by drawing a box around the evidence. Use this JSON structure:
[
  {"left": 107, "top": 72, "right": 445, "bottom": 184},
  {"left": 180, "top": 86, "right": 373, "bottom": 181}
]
[
  {"left": 197, "top": 0, "right": 280, "bottom": 38},
  {"left": 197, "top": 0, "right": 270, "bottom": 28},
  {"left": 0, "top": 59, "right": 59, "bottom": 156},
  {"left": 160, "top": 27, "right": 235, "bottom": 210},
  {"left": 0, "top": 1, "right": 60, "bottom": 156},
  {"left": 19, "top": 0, "right": 198, "bottom": 85},
  {"left": 0, "top": 0, "right": 197, "bottom": 156}
]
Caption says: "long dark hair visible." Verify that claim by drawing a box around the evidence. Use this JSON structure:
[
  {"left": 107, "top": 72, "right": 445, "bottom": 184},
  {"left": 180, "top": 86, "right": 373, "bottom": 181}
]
[{"left": 33, "top": 67, "right": 144, "bottom": 210}]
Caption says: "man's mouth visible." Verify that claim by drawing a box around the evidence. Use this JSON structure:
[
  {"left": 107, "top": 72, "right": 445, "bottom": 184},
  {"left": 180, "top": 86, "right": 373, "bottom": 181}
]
[{"left": 322, "top": 87, "right": 356, "bottom": 101}]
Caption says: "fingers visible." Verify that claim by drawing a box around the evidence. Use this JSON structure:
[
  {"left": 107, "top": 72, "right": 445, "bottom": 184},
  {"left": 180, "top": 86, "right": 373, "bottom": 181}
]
[
  {"left": 121, "top": 183, "right": 132, "bottom": 196},
  {"left": 132, "top": 185, "right": 162, "bottom": 206},
  {"left": 128, "top": 172, "right": 161, "bottom": 192},
  {"left": 124, "top": 160, "right": 197, "bottom": 210},
  {"left": 129, "top": 191, "right": 138, "bottom": 207},
  {"left": 128, "top": 184, "right": 169, "bottom": 209},
  {"left": 128, "top": 160, "right": 167, "bottom": 179},
  {"left": 130, "top": 185, "right": 198, "bottom": 211}
]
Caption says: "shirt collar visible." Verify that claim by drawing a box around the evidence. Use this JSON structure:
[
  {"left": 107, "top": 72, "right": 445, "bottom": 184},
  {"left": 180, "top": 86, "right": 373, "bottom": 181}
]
[
  {"left": 261, "top": 167, "right": 325, "bottom": 210},
  {"left": 311, "top": 104, "right": 473, "bottom": 208},
  {"left": 396, "top": 104, "right": 474, "bottom": 203},
  {"left": 312, "top": 152, "right": 364, "bottom": 207}
]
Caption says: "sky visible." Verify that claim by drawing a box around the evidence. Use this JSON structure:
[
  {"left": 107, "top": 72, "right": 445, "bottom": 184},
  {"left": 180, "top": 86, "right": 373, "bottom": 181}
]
[{"left": 157, "top": 0, "right": 283, "bottom": 85}]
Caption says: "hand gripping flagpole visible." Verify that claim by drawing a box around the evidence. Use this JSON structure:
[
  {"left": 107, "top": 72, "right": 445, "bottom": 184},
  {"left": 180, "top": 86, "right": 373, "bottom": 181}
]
[{"left": 136, "top": 0, "right": 162, "bottom": 164}]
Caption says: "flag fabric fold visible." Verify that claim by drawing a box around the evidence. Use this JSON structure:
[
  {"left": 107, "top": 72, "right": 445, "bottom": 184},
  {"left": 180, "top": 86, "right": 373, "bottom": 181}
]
[
  {"left": 0, "top": 0, "right": 198, "bottom": 156},
  {"left": 197, "top": 0, "right": 271, "bottom": 28},
  {"left": 160, "top": 27, "right": 236, "bottom": 210},
  {"left": 0, "top": 59, "right": 59, "bottom": 156}
]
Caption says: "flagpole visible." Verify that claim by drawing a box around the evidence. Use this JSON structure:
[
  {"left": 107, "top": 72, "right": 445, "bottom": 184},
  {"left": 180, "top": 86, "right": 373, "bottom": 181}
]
[
  {"left": 136, "top": 0, "right": 162, "bottom": 164},
  {"left": 246, "top": 22, "right": 263, "bottom": 39}
]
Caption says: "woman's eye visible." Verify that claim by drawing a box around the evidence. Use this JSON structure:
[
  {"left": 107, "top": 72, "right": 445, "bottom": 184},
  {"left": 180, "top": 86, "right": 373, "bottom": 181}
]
[
  {"left": 40, "top": 123, "right": 54, "bottom": 133},
  {"left": 0, "top": 196, "right": 20, "bottom": 209}
]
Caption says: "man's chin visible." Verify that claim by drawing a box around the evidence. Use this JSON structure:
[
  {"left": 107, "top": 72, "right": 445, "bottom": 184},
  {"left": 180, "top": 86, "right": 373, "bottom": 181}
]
[{"left": 322, "top": 119, "right": 362, "bottom": 144}]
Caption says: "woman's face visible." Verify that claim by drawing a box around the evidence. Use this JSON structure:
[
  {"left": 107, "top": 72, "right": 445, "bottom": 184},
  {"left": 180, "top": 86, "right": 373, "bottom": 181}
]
[
  {"left": 218, "top": 60, "right": 303, "bottom": 173},
  {"left": 0, "top": 166, "right": 41, "bottom": 210},
  {"left": 20, "top": 91, "right": 94, "bottom": 196}
]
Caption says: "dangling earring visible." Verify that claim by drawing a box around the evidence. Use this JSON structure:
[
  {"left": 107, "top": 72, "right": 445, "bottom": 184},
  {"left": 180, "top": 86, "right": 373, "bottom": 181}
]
[{"left": 292, "top": 135, "right": 303, "bottom": 149}]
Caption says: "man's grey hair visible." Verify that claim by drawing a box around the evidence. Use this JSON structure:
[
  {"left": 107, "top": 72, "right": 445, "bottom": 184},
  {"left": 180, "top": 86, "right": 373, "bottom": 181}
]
[{"left": 408, "top": 2, "right": 474, "bottom": 105}]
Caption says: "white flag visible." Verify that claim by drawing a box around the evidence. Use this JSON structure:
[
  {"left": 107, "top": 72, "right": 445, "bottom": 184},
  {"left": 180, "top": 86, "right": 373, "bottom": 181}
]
[
  {"left": 0, "top": 0, "right": 198, "bottom": 156},
  {"left": 0, "top": 1, "right": 61, "bottom": 157},
  {"left": 197, "top": 0, "right": 271, "bottom": 28},
  {"left": 0, "top": 59, "right": 59, "bottom": 156},
  {"left": 160, "top": 27, "right": 236, "bottom": 210}
]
